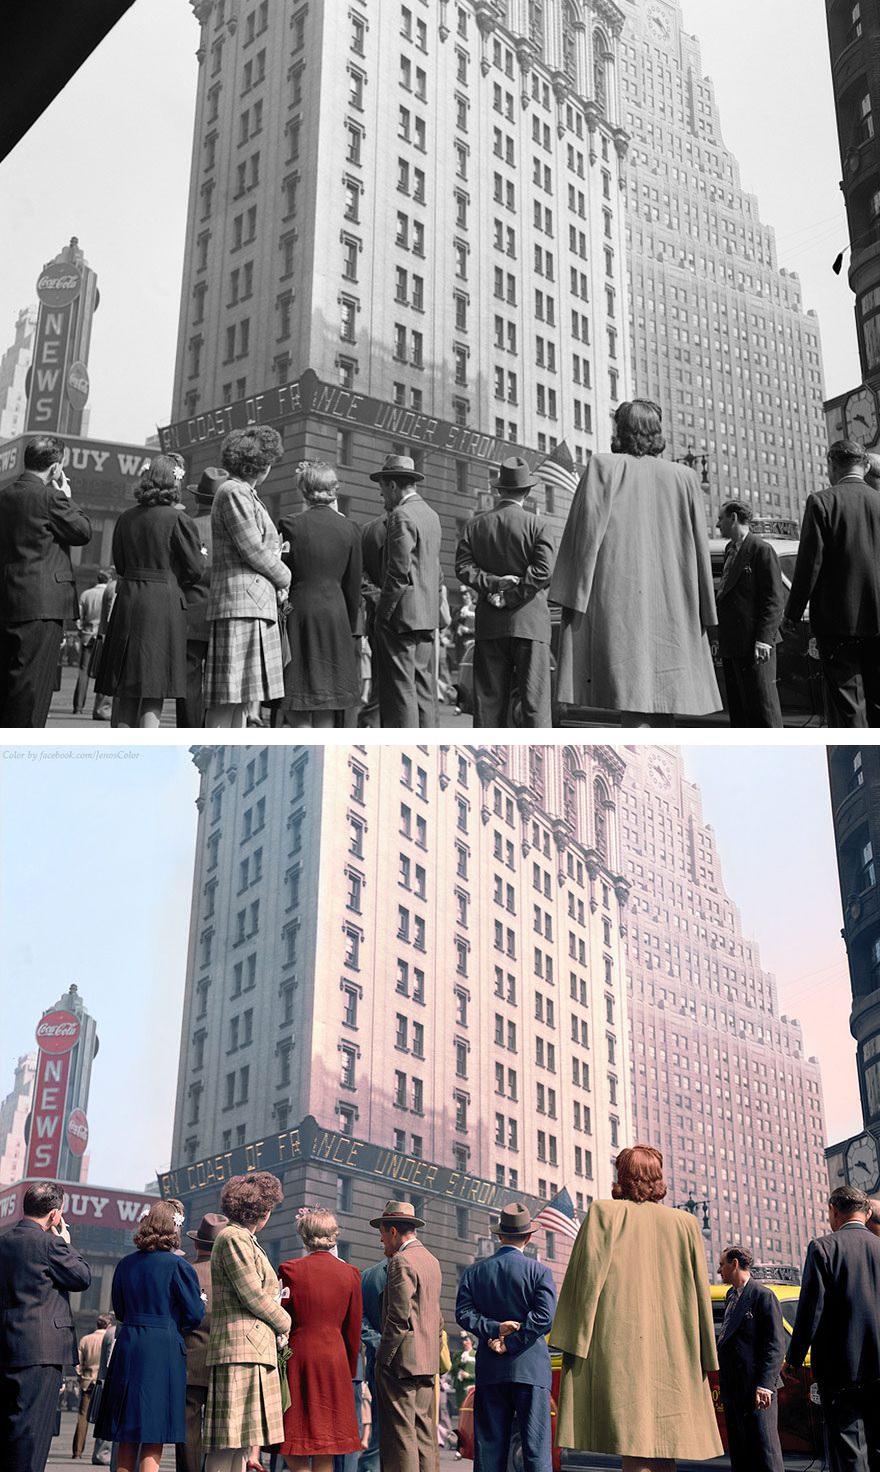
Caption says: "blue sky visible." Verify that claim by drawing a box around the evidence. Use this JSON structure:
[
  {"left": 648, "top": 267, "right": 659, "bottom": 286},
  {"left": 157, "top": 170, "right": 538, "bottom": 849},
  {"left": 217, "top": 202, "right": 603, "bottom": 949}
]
[{"left": 0, "top": 742, "right": 858, "bottom": 1191}]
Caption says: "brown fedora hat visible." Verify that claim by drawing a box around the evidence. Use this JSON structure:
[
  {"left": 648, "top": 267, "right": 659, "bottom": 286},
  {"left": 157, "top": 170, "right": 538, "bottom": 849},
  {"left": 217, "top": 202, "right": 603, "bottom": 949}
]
[
  {"left": 186, "top": 1212, "right": 229, "bottom": 1246},
  {"left": 188, "top": 467, "right": 226, "bottom": 503},
  {"left": 494, "top": 457, "right": 536, "bottom": 494},
  {"left": 369, "top": 1198, "right": 426, "bottom": 1229},
  {"left": 369, "top": 454, "right": 424, "bottom": 483},
  {"left": 491, "top": 1202, "right": 535, "bottom": 1237}
]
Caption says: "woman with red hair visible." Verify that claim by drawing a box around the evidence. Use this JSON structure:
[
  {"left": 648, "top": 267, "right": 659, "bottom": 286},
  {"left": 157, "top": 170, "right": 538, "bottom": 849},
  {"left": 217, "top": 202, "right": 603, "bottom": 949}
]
[{"left": 552, "top": 1145, "right": 722, "bottom": 1472}]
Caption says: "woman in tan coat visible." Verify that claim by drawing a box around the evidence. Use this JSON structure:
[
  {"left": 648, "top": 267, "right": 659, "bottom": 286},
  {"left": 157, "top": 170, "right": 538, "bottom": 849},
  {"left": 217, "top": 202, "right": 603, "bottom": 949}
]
[
  {"left": 552, "top": 1145, "right": 722, "bottom": 1472},
  {"left": 203, "top": 1173, "right": 292, "bottom": 1472}
]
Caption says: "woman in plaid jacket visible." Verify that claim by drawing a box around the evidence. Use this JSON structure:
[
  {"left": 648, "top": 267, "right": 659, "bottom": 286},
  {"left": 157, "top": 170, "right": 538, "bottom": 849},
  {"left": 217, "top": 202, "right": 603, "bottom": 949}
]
[
  {"left": 204, "top": 427, "right": 291, "bottom": 729},
  {"left": 203, "top": 1173, "right": 291, "bottom": 1472}
]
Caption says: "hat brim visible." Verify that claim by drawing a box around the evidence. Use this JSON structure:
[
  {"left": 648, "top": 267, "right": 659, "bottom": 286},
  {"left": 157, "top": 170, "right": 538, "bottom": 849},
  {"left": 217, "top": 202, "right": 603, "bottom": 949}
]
[
  {"left": 495, "top": 479, "right": 536, "bottom": 493},
  {"left": 368, "top": 470, "right": 425, "bottom": 483},
  {"left": 369, "top": 1213, "right": 426, "bottom": 1229},
  {"left": 491, "top": 1221, "right": 535, "bottom": 1236}
]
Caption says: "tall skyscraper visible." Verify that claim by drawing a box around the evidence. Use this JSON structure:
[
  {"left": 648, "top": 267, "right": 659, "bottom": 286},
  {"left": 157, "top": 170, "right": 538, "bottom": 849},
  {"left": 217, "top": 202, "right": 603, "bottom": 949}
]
[
  {"left": 619, "top": 0, "right": 828, "bottom": 525},
  {"left": 166, "top": 743, "right": 632, "bottom": 1289},
  {"left": 163, "top": 1, "right": 632, "bottom": 551},
  {"left": 620, "top": 745, "right": 829, "bottom": 1266},
  {"left": 0, "top": 306, "right": 37, "bottom": 442},
  {"left": 0, "top": 1054, "right": 36, "bottom": 1186}
]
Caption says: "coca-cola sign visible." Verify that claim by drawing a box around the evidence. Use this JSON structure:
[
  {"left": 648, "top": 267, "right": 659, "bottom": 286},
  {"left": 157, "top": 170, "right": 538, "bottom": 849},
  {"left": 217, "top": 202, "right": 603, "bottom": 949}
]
[
  {"left": 36, "top": 263, "right": 82, "bottom": 308},
  {"left": 66, "top": 1109, "right": 89, "bottom": 1157},
  {"left": 35, "top": 1010, "right": 81, "bottom": 1056},
  {"left": 66, "top": 361, "right": 90, "bottom": 412}
]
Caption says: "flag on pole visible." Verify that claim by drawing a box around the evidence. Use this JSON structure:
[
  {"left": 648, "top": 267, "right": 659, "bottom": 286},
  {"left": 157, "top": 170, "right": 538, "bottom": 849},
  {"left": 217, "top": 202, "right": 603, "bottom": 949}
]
[
  {"left": 534, "top": 1186, "right": 580, "bottom": 1240},
  {"left": 535, "top": 439, "right": 579, "bottom": 498}
]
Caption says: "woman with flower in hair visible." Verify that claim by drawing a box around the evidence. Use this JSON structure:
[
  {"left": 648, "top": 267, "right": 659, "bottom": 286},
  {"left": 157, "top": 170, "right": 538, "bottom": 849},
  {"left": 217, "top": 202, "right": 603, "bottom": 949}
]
[
  {"left": 95, "top": 452, "right": 205, "bottom": 727},
  {"left": 94, "top": 1198, "right": 204, "bottom": 1472},
  {"left": 278, "top": 460, "right": 362, "bottom": 728},
  {"left": 551, "top": 1145, "right": 722, "bottom": 1471},
  {"left": 203, "top": 1173, "right": 291, "bottom": 1472}
]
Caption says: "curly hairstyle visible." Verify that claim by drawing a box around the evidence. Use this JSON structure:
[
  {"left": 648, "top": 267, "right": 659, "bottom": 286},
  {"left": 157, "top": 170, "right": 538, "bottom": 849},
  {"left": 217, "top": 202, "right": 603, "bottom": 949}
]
[
  {"left": 133, "top": 1197, "right": 184, "bottom": 1252},
  {"left": 611, "top": 400, "right": 666, "bottom": 458},
  {"left": 296, "top": 459, "right": 339, "bottom": 505},
  {"left": 296, "top": 1206, "right": 339, "bottom": 1250},
  {"left": 612, "top": 1144, "right": 667, "bottom": 1204},
  {"left": 134, "top": 453, "right": 186, "bottom": 507},
  {"left": 221, "top": 426, "right": 284, "bottom": 481},
  {"left": 220, "top": 1171, "right": 284, "bottom": 1228}
]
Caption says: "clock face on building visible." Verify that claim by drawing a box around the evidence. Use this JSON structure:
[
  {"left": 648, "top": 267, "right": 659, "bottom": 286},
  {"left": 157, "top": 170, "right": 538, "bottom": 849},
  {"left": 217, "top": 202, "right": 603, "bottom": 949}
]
[
  {"left": 845, "top": 1132, "right": 880, "bottom": 1192},
  {"left": 845, "top": 385, "right": 880, "bottom": 447},
  {"left": 648, "top": 753, "right": 673, "bottom": 791},
  {"left": 646, "top": 3, "right": 671, "bottom": 41}
]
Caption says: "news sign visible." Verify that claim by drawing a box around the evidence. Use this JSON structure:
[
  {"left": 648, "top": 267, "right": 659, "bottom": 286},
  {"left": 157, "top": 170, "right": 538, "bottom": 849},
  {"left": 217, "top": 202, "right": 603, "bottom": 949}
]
[
  {"left": 24, "top": 1010, "right": 81, "bottom": 1178},
  {"left": 25, "top": 302, "right": 74, "bottom": 432}
]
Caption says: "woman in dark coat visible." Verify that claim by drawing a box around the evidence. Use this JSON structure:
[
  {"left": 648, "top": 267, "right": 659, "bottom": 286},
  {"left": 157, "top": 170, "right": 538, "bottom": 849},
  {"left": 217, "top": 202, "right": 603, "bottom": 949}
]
[
  {"left": 95, "top": 454, "right": 205, "bottom": 727},
  {"left": 95, "top": 1199, "right": 204, "bottom": 1472},
  {"left": 277, "top": 1207, "right": 362, "bottom": 1470},
  {"left": 279, "top": 461, "right": 362, "bottom": 727}
]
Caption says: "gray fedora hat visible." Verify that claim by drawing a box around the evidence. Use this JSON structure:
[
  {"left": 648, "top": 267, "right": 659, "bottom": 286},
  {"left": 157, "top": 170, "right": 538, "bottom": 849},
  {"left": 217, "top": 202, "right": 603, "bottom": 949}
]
[
  {"left": 188, "top": 466, "right": 226, "bottom": 503},
  {"left": 491, "top": 1201, "right": 536, "bottom": 1237},
  {"left": 369, "top": 454, "right": 424, "bottom": 483},
  {"left": 369, "top": 1198, "right": 426, "bottom": 1229},
  {"left": 495, "top": 457, "right": 536, "bottom": 493}
]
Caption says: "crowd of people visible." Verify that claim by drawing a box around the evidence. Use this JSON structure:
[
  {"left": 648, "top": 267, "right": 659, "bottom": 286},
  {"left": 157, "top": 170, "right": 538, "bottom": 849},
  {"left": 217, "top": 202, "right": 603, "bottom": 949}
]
[
  {"left": 5, "top": 403, "right": 880, "bottom": 728},
  {"left": 2, "top": 1154, "right": 880, "bottom": 1472}
]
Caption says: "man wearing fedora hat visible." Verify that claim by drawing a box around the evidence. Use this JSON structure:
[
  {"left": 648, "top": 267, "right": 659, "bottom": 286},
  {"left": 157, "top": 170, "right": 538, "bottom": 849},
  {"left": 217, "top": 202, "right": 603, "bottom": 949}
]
[
  {"left": 455, "top": 1203, "right": 556, "bottom": 1472},
  {"left": 175, "top": 1212, "right": 228, "bottom": 1472},
  {"left": 176, "top": 467, "right": 223, "bottom": 728},
  {"left": 455, "top": 457, "right": 555, "bottom": 727},
  {"left": 370, "top": 1199, "right": 443, "bottom": 1472},
  {"left": 369, "top": 455, "right": 443, "bottom": 728}
]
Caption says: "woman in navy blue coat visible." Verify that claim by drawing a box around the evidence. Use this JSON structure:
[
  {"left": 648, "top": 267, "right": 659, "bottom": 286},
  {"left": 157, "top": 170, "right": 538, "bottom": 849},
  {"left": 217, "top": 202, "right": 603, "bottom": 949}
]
[{"left": 95, "top": 1199, "right": 204, "bottom": 1472}]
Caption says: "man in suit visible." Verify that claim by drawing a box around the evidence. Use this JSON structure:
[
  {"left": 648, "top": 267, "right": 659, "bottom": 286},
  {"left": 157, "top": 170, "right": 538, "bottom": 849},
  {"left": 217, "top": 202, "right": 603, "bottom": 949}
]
[
  {"left": 787, "top": 1184, "right": 880, "bottom": 1471},
  {"left": 0, "top": 1180, "right": 92, "bottom": 1472},
  {"left": 784, "top": 439, "right": 880, "bottom": 725},
  {"left": 715, "top": 1244, "right": 785, "bottom": 1472},
  {"left": 72, "top": 571, "right": 109, "bottom": 716},
  {"left": 371, "top": 454, "right": 443, "bottom": 728},
  {"left": 72, "top": 1314, "right": 111, "bottom": 1460},
  {"left": 176, "top": 468, "right": 222, "bottom": 729},
  {"left": 0, "top": 434, "right": 92, "bottom": 726},
  {"left": 455, "top": 1203, "right": 556, "bottom": 1472},
  {"left": 372, "top": 1199, "right": 443, "bottom": 1472},
  {"left": 455, "top": 458, "right": 556, "bottom": 727},
  {"left": 175, "top": 1211, "right": 227, "bottom": 1472},
  {"left": 715, "top": 501, "right": 784, "bottom": 727},
  {"left": 359, "top": 1255, "right": 389, "bottom": 1472}
]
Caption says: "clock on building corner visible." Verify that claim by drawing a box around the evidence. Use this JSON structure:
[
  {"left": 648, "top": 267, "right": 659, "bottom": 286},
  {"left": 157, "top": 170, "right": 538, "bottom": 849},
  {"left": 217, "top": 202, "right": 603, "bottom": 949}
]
[
  {"left": 646, "top": 2, "right": 672, "bottom": 42},
  {"left": 647, "top": 753, "right": 673, "bottom": 791},
  {"left": 844, "top": 385, "right": 879, "bottom": 447},
  {"left": 845, "top": 1132, "right": 880, "bottom": 1192}
]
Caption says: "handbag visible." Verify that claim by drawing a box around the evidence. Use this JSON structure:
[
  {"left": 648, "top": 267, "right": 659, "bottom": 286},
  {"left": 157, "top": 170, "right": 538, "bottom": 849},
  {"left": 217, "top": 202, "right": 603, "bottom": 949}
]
[
  {"left": 87, "top": 634, "right": 104, "bottom": 680},
  {"left": 277, "top": 1343, "right": 292, "bottom": 1413}
]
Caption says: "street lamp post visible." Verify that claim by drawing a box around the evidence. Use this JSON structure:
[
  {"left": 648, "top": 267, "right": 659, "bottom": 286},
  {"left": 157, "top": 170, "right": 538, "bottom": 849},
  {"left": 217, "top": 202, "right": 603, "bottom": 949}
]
[{"left": 675, "top": 1189, "right": 711, "bottom": 1235}]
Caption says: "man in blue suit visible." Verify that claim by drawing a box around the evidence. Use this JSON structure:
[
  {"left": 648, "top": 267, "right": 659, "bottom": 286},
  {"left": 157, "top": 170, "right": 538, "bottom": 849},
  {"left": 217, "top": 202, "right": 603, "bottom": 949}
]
[
  {"left": 358, "top": 1255, "right": 388, "bottom": 1472},
  {"left": 455, "top": 1202, "right": 556, "bottom": 1472}
]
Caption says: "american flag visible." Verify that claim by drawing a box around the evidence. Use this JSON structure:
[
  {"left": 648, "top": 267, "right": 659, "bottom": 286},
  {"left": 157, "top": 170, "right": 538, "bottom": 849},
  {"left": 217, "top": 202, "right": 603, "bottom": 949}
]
[
  {"left": 535, "top": 440, "right": 579, "bottom": 498},
  {"left": 534, "top": 1187, "right": 580, "bottom": 1241}
]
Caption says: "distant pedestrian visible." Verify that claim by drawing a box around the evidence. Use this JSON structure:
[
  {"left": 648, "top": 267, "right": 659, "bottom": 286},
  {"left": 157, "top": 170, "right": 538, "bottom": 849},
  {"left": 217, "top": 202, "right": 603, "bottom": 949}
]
[
  {"left": 552, "top": 1144, "right": 722, "bottom": 1470},
  {"left": 0, "top": 434, "right": 92, "bottom": 726},
  {"left": 176, "top": 468, "right": 224, "bottom": 728},
  {"left": 175, "top": 1213, "right": 229, "bottom": 1472},
  {"left": 204, "top": 428, "right": 291, "bottom": 729},
  {"left": 784, "top": 439, "right": 880, "bottom": 725},
  {"left": 94, "top": 455, "right": 205, "bottom": 727},
  {"left": 92, "top": 570, "right": 117, "bottom": 721},
  {"left": 279, "top": 461, "right": 362, "bottom": 728},
  {"left": 715, "top": 500, "right": 784, "bottom": 726},
  {"left": 0, "top": 1180, "right": 92, "bottom": 1472},
  {"left": 455, "top": 457, "right": 556, "bottom": 726},
  {"left": 716, "top": 1245, "right": 785, "bottom": 1472},
  {"left": 73, "top": 572, "right": 110, "bottom": 715},
  {"left": 550, "top": 400, "right": 721, "bottom": 721},
  {"left": 787, "top": 1184, "right": 880, "bottom": 1472},
  {"left": 370, "top": 455, "right": 443, "bottom": 728},
  {"left": 203, "top": 1173, "right": 291, "bottom": 1472},
  {"left": 95, "top": 1199, "right": 204, "bottom": 1472},
  {"left": 73, "top": 1314, "right": 112, "bottom": 1459}
]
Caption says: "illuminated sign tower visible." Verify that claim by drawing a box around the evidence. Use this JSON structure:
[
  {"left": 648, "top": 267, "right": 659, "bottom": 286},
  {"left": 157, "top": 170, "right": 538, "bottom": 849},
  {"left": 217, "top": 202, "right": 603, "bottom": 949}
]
[
  {"left": 25, "top": 237, "right": 99, "bottom": 436},
  {"left": 24, "top": 984, "right": 99, "bottom": 1184}
]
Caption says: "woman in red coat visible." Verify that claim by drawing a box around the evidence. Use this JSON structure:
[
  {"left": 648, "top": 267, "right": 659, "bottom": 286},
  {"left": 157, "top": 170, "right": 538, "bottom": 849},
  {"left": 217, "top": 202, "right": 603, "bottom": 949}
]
[{"left": 278, "top": 1207, "right": 363, "bottom": 1472}]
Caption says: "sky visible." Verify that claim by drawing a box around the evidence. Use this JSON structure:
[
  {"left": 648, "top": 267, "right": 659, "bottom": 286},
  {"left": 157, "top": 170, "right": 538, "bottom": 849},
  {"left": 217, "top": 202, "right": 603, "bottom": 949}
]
[
  {"left": 0, "top": 0, "right": 862, "bottom": 447},
  {"left": 0, "top": 740, "right": 862, "bottom": 1192}
]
